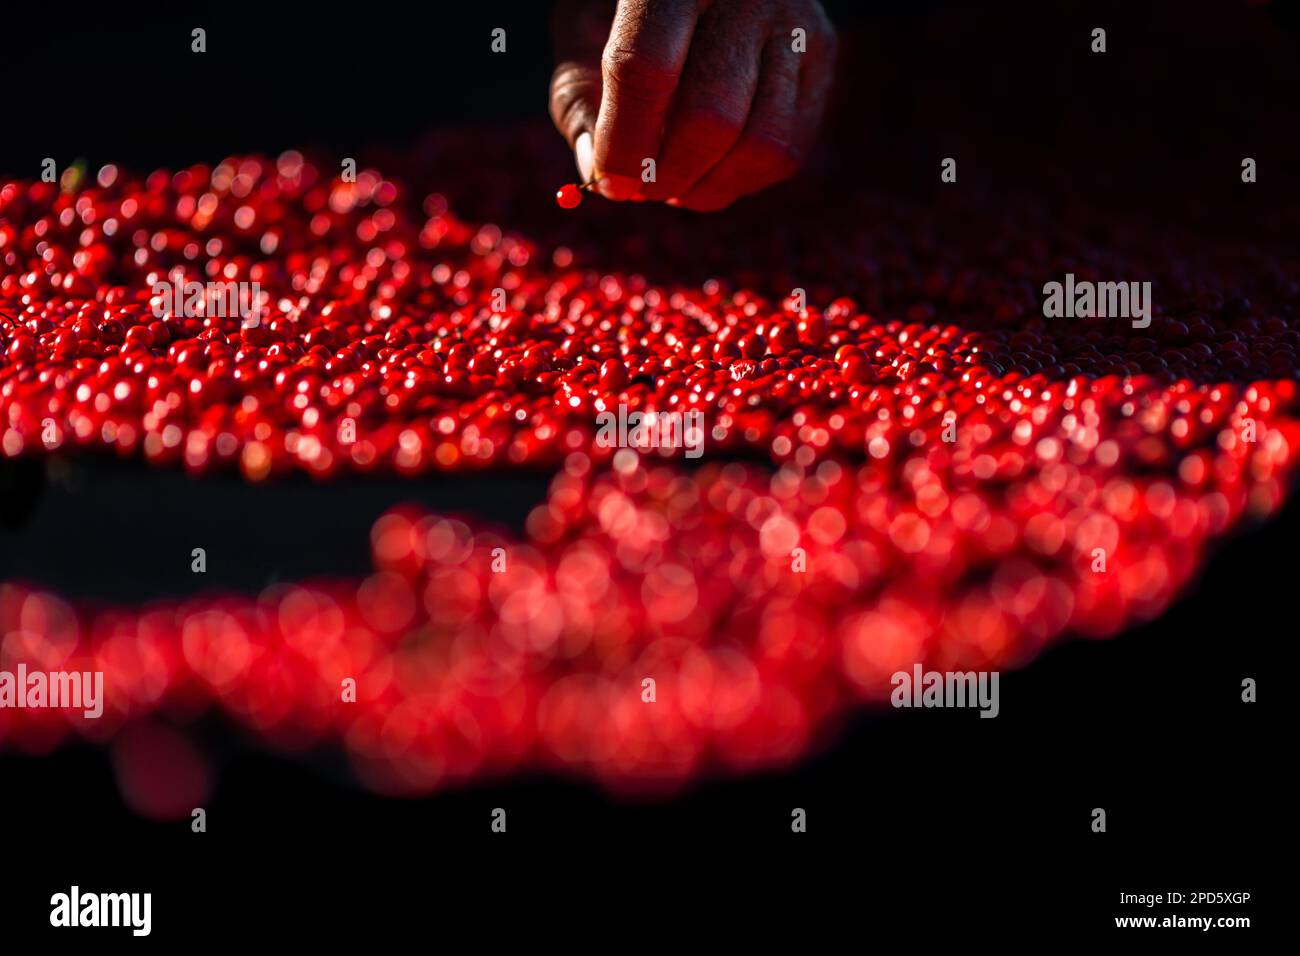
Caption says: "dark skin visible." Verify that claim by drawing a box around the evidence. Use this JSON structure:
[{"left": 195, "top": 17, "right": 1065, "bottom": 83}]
[{"left": 549, "top": 0, "right": 836, "bottom": 211}]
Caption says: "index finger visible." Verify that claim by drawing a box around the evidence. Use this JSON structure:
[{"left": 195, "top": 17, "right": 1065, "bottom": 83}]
[{"left": 593, "top": 0, "right": 699, "bottom": 199}]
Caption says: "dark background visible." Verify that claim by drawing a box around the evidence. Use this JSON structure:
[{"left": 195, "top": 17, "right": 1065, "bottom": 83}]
[{"left": 2, "top": 0, "right": 1292, "bottom": 940}]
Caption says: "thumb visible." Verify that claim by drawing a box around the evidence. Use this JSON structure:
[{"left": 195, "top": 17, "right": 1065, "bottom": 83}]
[
  {"left": 549, "top": 1, "right": 614, "bottom": 180},
  {"left": 549, "top": 62, "right": 599, "bottom": 181}
]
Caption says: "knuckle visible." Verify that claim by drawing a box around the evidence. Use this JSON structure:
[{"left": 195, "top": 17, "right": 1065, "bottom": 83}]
[
  {"left": 551, "top": 62, "right": 593, "bottom": 95},
  {"left": 601, "top": 46, "right": 679, "bottom": 100},
  {"left": 549, "top": 66, "right": 597, "bottom": 121}
]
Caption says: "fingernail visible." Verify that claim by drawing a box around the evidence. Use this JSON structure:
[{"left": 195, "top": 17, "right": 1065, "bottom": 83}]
[
  {"left": 575, "top": 132, "right": 594, "bottom": 182},
  {"left": 598, "top": 174, "right": 641, "bottom": 201}
]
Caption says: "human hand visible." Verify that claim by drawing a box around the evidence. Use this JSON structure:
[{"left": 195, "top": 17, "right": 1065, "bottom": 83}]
[{"left": 549, "top": 0, "right": 836, "bottom": 211}]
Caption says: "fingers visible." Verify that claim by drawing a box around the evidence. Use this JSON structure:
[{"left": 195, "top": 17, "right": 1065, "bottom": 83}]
[
  {"left": 666, "top": 32, "right": 800, "bottom": 210},
  {"left": 550, "top": 0, "right": 837, "bottom": 210},
  {"left": 593, "top": 0, "right": 700, "bottom": 199},
  {"left": 672, "top": 11, "right": 837, "bottom": 211},
  {"left": 550, "top": 1, "right": 617, "bottom": 177},
  {"left": 637, "top": 1, "right": 766, "bottom": 203},
  {"left": 550, "top": 57, "right": 602, "bottom": 154}
]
